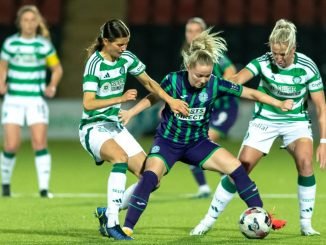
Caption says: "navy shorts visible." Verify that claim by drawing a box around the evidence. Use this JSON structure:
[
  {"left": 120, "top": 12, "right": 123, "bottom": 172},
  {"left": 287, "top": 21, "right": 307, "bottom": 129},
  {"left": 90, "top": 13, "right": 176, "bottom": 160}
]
[
  {"left": 148, "top": 136, "right": 221, "bottom": 173},
  {"left": 209, "top": 97, "right": 239, "bottom": 136}
]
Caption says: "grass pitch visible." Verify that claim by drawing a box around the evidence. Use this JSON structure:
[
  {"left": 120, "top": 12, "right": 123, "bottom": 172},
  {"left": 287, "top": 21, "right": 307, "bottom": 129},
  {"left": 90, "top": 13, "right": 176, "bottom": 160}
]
[{"left": 0, "top": 137, "right": 325, "bottom": 244}]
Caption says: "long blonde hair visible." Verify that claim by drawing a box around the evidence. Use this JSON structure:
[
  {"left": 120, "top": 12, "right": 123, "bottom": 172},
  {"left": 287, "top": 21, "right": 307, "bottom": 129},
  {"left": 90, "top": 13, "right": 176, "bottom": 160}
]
[
  {"left": 182, "top": 27, "right": 227, "bottom": 69},
  {"left": 269, "top": 19, "right": 296, "bottom": 54},
  {"left": 16, "top": 5, "right": 50, "bottom": 39}
]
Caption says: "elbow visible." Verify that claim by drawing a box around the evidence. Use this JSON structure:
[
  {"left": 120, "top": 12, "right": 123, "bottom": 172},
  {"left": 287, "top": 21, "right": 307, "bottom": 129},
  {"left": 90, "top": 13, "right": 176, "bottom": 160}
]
[{"left": 83, "top": 100, "right": 94, "bottom": 111}]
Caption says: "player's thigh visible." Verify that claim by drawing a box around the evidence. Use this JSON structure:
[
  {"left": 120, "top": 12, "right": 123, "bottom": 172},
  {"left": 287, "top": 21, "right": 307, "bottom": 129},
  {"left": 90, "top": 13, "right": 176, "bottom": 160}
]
[
  {"left": 26, "top": 99, "right": 49, "bottom": 125},
  {"left": 242, "top": 119, "right": 279, "bottom": 154},
  {"left": 100, "top": 139, "right": 128, "bottom": 163},
  {"left": 113, "top": 128, "right": 144, "bottom": 157},
  {"left": 203, "top": 147, "right": 241, "bottom": 174},
  {"left": 238, "top": 145, "right": 264, "bottom": 173},
  {"left": 79, "top": 123, "right": 127, "bottom": 164}
]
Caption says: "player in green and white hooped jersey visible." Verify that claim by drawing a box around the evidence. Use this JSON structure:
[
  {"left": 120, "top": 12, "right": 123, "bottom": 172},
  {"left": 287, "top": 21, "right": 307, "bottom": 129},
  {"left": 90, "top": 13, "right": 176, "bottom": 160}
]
[
  {"left": 191, "top": 19, "right": 326, "bottom": 236},
  {"left": 79, "top": 19, "right": 189, "bottom": 240},
  {"left": 0, "top": 5, "right": 63, "bottom": 198}
]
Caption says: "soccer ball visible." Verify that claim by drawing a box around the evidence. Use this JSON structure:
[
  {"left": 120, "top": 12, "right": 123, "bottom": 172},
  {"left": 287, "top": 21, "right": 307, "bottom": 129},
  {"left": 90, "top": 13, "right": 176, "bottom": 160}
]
[{"left": 239, "top": 207, "right": 272, "bottom": 239}]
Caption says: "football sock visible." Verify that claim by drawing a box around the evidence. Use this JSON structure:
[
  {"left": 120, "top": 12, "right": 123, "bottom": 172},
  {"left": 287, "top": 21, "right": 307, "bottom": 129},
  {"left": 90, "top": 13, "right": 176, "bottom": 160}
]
[
  {"left": 35, "top": 149, "right": 51, "bottom": 191},
  {"left": 298, "top": 175, "right": 316, "bottom": 229},
  {"left": 120, "top": 183, "right": 137, "bottom": 211},
  {"left": 0, "top": 152, "right": 16, "bottom": 185},
  {"left": 106, "top": 163, "right": 128, "bottom": 228},
  {"left": 189, "top": 165, "right": 207, "bottom": 186},
  {"left": 124, "top": 171, "right": 158, "bottom": 230},
  {"left": 207, "top": 175, "right": 236, "bottom": 219},
  {"left": 230, "top": 165, "right": 263, "bottom": 207}
]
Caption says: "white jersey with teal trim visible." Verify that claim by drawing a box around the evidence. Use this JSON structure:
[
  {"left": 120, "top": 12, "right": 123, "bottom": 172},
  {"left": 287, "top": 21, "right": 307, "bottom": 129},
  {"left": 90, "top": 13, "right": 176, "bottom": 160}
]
[
  {"left": 0, "top": 33, "right": 56, "bottom": 97},
  {"left": 246, "top": 52, "right": 323, "bottom": 122},
  {"left": 80, "top": 50, "right": 146, "bottom": 127}
]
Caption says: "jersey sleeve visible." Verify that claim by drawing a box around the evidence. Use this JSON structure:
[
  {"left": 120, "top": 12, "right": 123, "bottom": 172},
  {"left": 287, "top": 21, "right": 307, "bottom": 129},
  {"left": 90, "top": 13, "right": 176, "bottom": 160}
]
[
  {"left": 82, "top": 57, "right": 100, "bottom": 92},
  {"left": 124, "top": 51, "right": 146, "bottom": 76},
  {"left": 0, "top": 38, "right": 12, "bottom": 61},
  {"left": 306, "top": 62, "right": 324, "bottom": 92},
  {"left": 218, "top": 78, "right": 243, "bottom": 97}
]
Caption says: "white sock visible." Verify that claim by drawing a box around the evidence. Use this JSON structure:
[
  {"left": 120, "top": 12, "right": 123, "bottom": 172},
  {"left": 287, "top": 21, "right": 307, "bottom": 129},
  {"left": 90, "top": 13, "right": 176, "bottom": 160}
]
[
  {"left": 298, "top": 184, "right": 316, "bottom": 229},
  {"left": 35, "top": 153, "right": 51, "bottom": 191},
  {"left": 207, "top": 180, "right": 235, "bottom": 220},
  {"left": 106, "top": 171, "right": 127, "bottom": 227},
  {"left": 120, "top": 182, "right": 137, "bottom": 211},
  {"left": 0, "top": 152, "right": 16, "bottom": 184}
]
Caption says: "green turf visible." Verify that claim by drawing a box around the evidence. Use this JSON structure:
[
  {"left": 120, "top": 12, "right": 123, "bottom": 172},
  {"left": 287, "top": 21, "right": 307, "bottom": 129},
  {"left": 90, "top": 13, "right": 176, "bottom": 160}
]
[{"left": 0, "top": 137, "right": 325, "bottom": 244}]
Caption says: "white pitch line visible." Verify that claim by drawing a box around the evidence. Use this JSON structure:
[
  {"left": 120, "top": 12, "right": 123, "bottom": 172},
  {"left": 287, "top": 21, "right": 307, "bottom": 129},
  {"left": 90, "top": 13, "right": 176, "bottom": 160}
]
[{"left": 10, "top": 193, "right": 326, "bottom": 199}]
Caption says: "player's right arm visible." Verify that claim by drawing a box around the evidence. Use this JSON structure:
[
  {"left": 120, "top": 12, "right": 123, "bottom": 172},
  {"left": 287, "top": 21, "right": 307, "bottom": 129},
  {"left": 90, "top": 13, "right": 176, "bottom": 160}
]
[
  {"left": 0, "top": 60, "right": 8, "bottom": 95},
  {"left": 229, "top": 68, "right": 253, "bottom": 85}
]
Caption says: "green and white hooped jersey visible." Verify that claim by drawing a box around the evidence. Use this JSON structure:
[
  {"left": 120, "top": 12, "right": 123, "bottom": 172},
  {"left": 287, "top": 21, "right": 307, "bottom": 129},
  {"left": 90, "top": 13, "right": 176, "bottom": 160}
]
[
  {"left": 246, "top": 52, "right": 324, "bottom": 122},
  {"left": 80, "top": 50, "right": 146, "bottom": 128},
  {"left": 0, "top": 33, "right": 56, "bottom": 97}
]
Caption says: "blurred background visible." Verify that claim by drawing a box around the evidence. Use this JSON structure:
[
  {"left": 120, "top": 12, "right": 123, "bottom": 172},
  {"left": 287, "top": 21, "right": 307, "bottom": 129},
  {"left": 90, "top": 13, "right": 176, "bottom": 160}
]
[{"left": 0, "top": 0, "right": 325, "bottom": 139}]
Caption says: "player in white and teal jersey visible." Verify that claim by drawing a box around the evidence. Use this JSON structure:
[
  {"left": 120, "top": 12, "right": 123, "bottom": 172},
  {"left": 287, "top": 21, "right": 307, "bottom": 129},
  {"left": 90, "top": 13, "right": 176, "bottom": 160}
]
[
  {"left": 118, "top": 28, "right": 293, "bottom": 239},
  {"left": 191, "top": 19, "right": 326, "bottom": 237},
  {"left": 81, "top": 19, "right": 189, "bottom": 240},
  {"left": 183, "top": 17, "right": 238, "bottom": 198},
  {"left": 0, "top": 5, "right": 63, "bottom": 198}
]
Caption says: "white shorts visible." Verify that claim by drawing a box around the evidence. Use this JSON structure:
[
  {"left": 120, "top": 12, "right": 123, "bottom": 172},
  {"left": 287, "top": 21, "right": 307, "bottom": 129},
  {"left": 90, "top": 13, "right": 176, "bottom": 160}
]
[
  {"left": 242, "top": 118, "right": 313, "bottom": 154},
  {"left": 1, "top": 95, "right": 49, "bottom": 126},
  {"left": 79, "top": 121, "right": 144, "bottom": 164}
]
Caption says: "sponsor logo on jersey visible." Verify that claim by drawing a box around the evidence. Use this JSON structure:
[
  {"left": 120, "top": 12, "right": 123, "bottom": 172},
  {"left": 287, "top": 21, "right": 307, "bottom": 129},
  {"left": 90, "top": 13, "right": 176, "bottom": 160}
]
[
  {"left": 292, "top": 76, "right": 302, "bottom": 84},
  {"left": 199, "top": 92, "right": 208, "bottom": 103},
  {"left": 175, "top": 107, "right": 206, "bottom": 121}
]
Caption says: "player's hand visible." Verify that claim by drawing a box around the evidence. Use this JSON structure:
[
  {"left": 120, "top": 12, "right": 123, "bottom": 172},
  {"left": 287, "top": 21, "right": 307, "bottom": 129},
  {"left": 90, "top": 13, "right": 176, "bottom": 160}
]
[
  {"left": 0, "top": 83, "right": 7, "bottom": 95},
  {"left": 168, "top": 98, "right": 189, "bottom": 116},
  {"left": 118, "top": 109, "right": 133, "bottom": 126},
  {"left": 316, "top": 143, "right": 326, "bottom": 169},
  {"left": 121, "top": 89, "right": 137, "bottom": 103},
  {"left": 280, "top": 99, "right": 294, "bottom": 111},
  {"left": 44, "top": 85, "right": 57, "bottom": 98}
]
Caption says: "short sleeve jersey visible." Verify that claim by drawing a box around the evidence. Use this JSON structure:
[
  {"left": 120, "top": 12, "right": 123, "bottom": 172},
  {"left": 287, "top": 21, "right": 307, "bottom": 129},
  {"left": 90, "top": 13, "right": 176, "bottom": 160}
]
[
  {"left": 212, "top": 55, "right": 239, "bottom": 111},
  {"left": 80, "top": 50, "right": 145, "bottom": 128},
  {"left": 156, "top": 70, "right": 243, "bottom": 144},
  {"left": 246, "top": 52, "right": 324, "bottom": 122},
  {"left": 0, "top": 33, "right": 57, "bottom": 97}
]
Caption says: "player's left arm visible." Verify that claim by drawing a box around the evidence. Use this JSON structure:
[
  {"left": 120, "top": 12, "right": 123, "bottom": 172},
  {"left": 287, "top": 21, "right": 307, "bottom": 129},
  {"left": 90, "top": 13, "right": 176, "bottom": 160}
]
[
  {"left": 135, "top": 72, "right": 189, "bottom": 116},
  {"left": 45, "top": 52, "right": 63, "bottom": 98},
  {"left": 222, "top": 64, "right": 237, "bottom": 79},
  {"left": 310, "top": 90, "right": 326, "bottom": 168}
]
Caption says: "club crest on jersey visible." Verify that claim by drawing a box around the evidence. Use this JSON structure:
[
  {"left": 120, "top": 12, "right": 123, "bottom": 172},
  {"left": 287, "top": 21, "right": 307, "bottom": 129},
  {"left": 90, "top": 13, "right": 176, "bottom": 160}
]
[
  {"left": 199, "top": 92, "right": 208, "bottom": 103},
  {"left": 119, "top": 66, "right": 126, "bottom": 75},
  {"left": 292, "top": 76, "right": 302, "bottom": 84},
  {"left": 151, "top": 145, "right": 160, "bottom": 154}
]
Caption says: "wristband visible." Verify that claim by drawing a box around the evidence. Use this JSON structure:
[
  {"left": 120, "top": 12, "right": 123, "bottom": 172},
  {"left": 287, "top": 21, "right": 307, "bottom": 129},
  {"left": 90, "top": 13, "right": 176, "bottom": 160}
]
[{"left": 321, "top": 139, "right": 326, "bottom": 144}]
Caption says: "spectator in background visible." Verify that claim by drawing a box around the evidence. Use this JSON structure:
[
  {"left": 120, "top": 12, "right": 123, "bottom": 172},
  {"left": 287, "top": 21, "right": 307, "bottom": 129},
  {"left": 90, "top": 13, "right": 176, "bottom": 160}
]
[
  {"left": 183, "top": 17, "right": 238, "bottom": 198},
  {"left": 191, "top": 19, "right": 326, "bottom": 237},
  {"left": 0, "top": 5, "right": 63, "bottom": 198}
]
